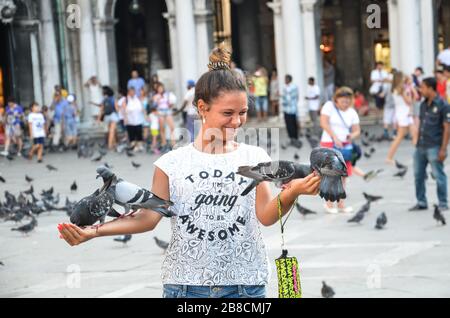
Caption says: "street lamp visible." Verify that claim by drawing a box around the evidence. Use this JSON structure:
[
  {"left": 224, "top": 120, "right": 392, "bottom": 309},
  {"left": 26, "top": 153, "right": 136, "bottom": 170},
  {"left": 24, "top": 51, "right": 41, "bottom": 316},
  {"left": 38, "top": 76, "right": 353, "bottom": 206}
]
[
  {"left": 129, "top": 0, "right": 141, "bottom": 15},
  {"left": 0, "top": 0, "right": 16, "bottom": 24}
]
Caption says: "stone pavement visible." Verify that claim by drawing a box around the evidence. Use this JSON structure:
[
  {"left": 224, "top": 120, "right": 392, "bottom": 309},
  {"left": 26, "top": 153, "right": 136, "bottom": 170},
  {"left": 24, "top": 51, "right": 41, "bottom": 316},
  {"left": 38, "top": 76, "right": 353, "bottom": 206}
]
[{"left": 0, "top": 127, "right": 449, "bottom": 298}]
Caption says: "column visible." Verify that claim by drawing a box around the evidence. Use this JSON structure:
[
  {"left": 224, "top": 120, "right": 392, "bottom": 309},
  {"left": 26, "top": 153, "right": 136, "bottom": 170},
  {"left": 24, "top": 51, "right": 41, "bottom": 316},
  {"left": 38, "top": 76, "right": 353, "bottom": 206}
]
[
  {"left": 267, "top": 0, "right": 285, "bottom": 121},
  {"left": 78, "top": 0, "right": 98, "bottom": 124},
  {"left": 30, "top": 23, "right": 43, "bottom": 106},
  {"left": 301, "top": 0, "right": 320, "bottom": 86},
  {"left": 39, "top": 0, "right": 61, "bottom": 106},
  {"left": 397, "top": 0, "right": 421, "bottom": 74},
  {"left": 94, "top": 18, "right": 118, "bottom": 87},
  {"left": 387, "top": 0, "right": 400, "bottom": 70},
  {"left": 194, "top": 0, "right": 214, "bottom": 76},
  {"left": 420, "top": 0, "right": 436, "bottom": 77},
  {"left": 175, "top": 0, "right": 198, "bottom": 91},
  {"left": 163, "top": 7, "right": 182, "bottom": 102},
  {"left": 281, "top": 0, "right": 307, "bottom": 120}
]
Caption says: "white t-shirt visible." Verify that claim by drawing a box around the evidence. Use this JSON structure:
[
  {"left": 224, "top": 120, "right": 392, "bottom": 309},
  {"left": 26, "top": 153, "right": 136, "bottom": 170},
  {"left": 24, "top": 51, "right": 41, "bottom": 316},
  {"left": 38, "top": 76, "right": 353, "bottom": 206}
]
[
  {"left": 437, "top": 48, "right": 450, "bottom": 66},
  {"left": 370, "top": 69, "right": 388, "bottom": 95},
  {"left": 28, "top": 112, "right": 46, "bottom": 138},
  {"left": 154, "top": 143, "right": 272, "bottom": 286},
  {"left": 125, "top": 96, "right": 144, "bottom": 126},
  {"left": 320, "top": 101, "right": 360, "bottom": 143},
  {"left": 184, "top": 88, "right": 197, "bottom": 116},
  {"left": 117, "top": 96, "right": 126, "bottom": 120},
  {"left": 149, "top": 113, "right": 159, "bottom": 130},
  {"left": 89, "top": 84, "right": 103, "bottom": 116},
  {"left": 306, "top": 84, "right": 321, "bottom": 111}
]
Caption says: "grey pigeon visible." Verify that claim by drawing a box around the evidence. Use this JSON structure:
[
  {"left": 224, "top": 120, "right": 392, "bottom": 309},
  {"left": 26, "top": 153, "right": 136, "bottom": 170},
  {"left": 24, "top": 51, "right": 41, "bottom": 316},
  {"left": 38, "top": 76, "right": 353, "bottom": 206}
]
[
  {"left": 46, "top": 164, "right": 58, "bottom": 171},
  {"left": 23, "top": 186, "right": 34, "bottom": 195},
  {"left": 0, "top": 175, "right": 5, "bottom": 183},
  {"left": 296, "top": 203, "right": 317, "bottom": 217},
  {"left": 375, "top": 212, "right": 388, "bottom": 230},
  {"left": 433, "top": 205, "right": 446, "bottom": 226},
  {"left": 114, "top": 234, "right": 132, "bottom": 245},
  {"left": 321, "top": 281, "right": 335, "bottom": 298},
  {"left": 394, "top": 168, "right": 408, "bottom": 178},
  {"left": 154, "top": 237, "right": 169, "bottom": 251},
  {"left": 363, "top": 169, "right": 383, "bottom": 182},
  {"left": 363, "top": 193, "right": 383, "bottom": 203},
  {"left": 71, "top": 181, "right": 77, "bottom": 192},
  {"left": 237, "top": 148, "right": 348, "bottom": 202},
  {"left": 12, "top": 216, "right": 38, "bottom": 235},
  {"left": 25, "top": 175, "right": 33, "bottom": 183},
  {"left": 348, "top": 210, "right": 366, "bottom": 224},
  {"left": 132, "top": 161, "right": 141, "bottom": 169},
  {"left": 395, "top": 160, "right": 407, "bottom": 170}
]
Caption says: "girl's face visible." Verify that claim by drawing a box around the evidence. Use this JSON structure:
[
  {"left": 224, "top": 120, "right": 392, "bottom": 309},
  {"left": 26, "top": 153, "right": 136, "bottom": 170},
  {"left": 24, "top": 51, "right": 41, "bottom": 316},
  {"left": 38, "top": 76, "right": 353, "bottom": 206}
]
[
  {"left": 199, "top": 91, "right": 248, "bottom": 142},
  {"left": 335, "top": 96, "right": 353, "bottom": 110},
  {"left": 128, "top": 89, "right": 135, "bottom": 97},
  {"left": 157, "top": 85, "right": 164, "bottom": 94}
]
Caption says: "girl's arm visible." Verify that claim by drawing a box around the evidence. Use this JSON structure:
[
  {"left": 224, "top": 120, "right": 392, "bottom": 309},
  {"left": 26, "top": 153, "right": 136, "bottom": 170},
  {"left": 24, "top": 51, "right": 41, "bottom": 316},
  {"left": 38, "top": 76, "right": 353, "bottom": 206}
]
[
  {"left": 59, "top": 167, "right": 169, "bottom": 246},
  {"left": 320, "top": 114, "right": 343, "bottom": 147},
  {"left": 349, "top": 124, "right": 361, "bottom": 141},
  {"left": 256, "top": 174, "right": 321, "bottom": 227}
]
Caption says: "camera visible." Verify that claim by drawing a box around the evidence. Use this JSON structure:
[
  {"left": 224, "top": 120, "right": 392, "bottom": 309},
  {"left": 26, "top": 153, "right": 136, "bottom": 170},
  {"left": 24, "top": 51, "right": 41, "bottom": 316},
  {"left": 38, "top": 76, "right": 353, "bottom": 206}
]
[{"left": 0, "top": 0, "right": 17, "bottom": 24}]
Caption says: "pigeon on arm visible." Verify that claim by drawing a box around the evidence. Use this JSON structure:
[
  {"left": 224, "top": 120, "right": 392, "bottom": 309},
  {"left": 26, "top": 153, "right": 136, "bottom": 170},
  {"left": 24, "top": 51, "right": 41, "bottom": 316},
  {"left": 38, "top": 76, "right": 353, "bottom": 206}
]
[
  {"left": 69, "top": 166, "right": 175, "bottom": 227},
  {"left": 237, "top": 148, "right": 348, "bottom": 202}
]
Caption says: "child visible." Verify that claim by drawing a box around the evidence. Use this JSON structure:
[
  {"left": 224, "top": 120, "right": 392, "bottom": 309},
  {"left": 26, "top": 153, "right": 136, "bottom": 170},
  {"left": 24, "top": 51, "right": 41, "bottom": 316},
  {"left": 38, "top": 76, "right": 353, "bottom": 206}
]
[
  {"left": 354, "top": 89, "right": 369, "bottom": 117},
  {"left": 28, "top": 102, "right": 46, "bottom": 163},
  {"left": 64, "top": 95, "right": 79, "bottom": 149},
  {"left": 2, "top": 98, "right": 24, "bottom": 156},
  {"left": 148, "top": 106, "right": 160, "bottom": 155}
]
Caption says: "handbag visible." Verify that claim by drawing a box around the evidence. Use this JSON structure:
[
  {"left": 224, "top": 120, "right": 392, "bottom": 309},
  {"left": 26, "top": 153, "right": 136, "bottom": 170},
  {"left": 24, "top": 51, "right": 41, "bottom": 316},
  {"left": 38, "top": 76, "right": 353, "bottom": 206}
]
[
  {"left": 333, "top": 104, "right": 361, "bottom": 165},
  {"left": 275, "top": 195, "right": 302, "bottom": 298}
]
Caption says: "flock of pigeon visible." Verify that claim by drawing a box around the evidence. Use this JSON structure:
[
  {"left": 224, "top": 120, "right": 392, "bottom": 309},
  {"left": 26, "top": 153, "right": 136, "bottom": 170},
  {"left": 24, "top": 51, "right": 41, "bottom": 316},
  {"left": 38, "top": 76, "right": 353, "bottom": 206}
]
[{"left": 0, "top": 129, "right": 447, "bottom": 298}]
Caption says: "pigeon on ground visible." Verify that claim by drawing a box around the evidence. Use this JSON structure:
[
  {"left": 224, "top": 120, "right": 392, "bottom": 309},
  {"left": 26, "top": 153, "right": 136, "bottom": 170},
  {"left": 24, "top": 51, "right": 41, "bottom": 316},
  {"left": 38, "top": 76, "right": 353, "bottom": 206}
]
[
  {"left": 25, "top": 175, "right": 33, "bottom": 183},
  {"left": 361, "top": 139, "right": 370, "bottom": 147},
  {"left": 23, "top": 186, "right": 34, "bottom": 195},
  {"left": 295, "top": 203, "right": 317, "bottom": 217},
  {"left": 114, "top": 234, "right": 132, "bottom": 245},
  {"left": 0, "top": 175, "right": 5, "bottom": 183},
  {"left": 347, "top": 205, "right": 368, "bottom": 224},
  {"left": 11, "top": 216, "right": 38, "bottom": 235},
  {"left": 370, "top": 147, "right": 376, "bottom": 154},
  {"left": 132, "top": 161, "right": 141, "bottom": 169},
  {"left": 433, "top": 205, "right": 446, "bottom": 226},
  {"left": 321, "top": 281, "right": 335, "bottom": 298},
  {"left": 375, "top": 212, "right": 387, "bottom": 230},
  {"left": 294, "top": 153, "right": 300, "bottom": 161},
  {"left": 46, "top": 164, "right": 58, "bottom": 171},
  {"left": 363, "top": 169, "right": 383, "bottom": 182},
  {"left": 363, "top": 193, "right": 383, "bottom": 203},
  {"left": 71, "top": 181, "right": 77, "bottom": 192},
  {"left": 91, "top": 153, "right": 103, "bottom": 162},
  {"left": 393, "top": 168, "right": 408, "bottom": 178},
  {"left": 395, "top": 160, "right": 407, "bottom": 170},
  {"left": 364, "top": 151, "right": 372, "bottom": 159},
  {"left": 126, "top": 150, "right": 135, "bottom": 158},
  {"left": 358, "top": 201, "right": 371, "bottom": 214},
  {"left": 154, "top": 237, "right": 169, "bottom": 251},
  {"left": 238, "top": 148, "right": 348, "bottom": 202},
  {"left": 0, "top": 261, "right": 3, "bottom": 266}
]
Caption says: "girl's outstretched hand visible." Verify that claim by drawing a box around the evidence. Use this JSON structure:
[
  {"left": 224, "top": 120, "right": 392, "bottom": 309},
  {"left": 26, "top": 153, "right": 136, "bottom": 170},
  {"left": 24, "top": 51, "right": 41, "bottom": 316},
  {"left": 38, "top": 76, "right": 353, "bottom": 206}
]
[
  {"left": 58, "top": 223, "right": 98, "bottom": 247},
  {"left": 282, "top": 173, "right": 321, "bottom": 196}
]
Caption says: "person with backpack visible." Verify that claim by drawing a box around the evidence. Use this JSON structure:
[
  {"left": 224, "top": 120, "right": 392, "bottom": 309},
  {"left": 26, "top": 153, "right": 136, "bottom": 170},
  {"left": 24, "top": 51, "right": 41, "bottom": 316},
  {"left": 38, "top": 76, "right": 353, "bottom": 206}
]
[{"left": 100, "top": 86, "right": 119, "bottom": 150}]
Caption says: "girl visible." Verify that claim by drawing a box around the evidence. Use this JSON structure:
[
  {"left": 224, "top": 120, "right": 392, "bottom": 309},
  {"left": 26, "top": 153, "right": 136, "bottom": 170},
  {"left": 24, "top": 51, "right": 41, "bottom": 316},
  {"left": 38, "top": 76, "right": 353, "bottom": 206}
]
[
  {"left": 152, "top": 83, "right": 176, "bottom": 153},
  {"left": 320, "top": 87, "right": 361, "bottom": 214},
  {"left": 386, "top": 72, "right": 417, "bottom": 165},
  {"left": 58, "top": 45, "right": 321, "bottom": 299}
]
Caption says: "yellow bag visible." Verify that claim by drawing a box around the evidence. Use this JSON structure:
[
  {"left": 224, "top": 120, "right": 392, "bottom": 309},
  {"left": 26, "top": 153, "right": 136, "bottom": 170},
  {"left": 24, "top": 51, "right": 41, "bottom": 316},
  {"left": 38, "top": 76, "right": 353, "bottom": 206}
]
[{"left": 276, "top": 195, "right": 302, "bottom": 298}]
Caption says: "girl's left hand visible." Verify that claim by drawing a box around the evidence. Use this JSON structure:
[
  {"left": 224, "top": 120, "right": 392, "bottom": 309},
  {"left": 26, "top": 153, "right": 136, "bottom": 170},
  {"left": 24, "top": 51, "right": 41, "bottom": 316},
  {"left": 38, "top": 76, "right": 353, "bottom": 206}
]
[{"left": 282, "top": 173, "right": 321, "bottom": 196}]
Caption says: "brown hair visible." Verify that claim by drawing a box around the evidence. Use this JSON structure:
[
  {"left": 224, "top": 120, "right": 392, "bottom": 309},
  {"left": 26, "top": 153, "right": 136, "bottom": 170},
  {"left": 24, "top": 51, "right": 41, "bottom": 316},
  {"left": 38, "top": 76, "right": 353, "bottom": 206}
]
[
  {"left": 333, "top": 86, "right": 354, "bottom": 102},
  {"left": 194, "top": 43, "right": 247, "bottom": 110},
  {"left": 392, "top": 71, "right": 405, "bottom": 95}
]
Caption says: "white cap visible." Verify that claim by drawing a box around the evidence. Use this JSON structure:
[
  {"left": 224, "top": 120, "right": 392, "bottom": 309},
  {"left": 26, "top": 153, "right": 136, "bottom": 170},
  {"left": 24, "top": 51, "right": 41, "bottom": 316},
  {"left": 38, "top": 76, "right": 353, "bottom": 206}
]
[{"left": 67, "top": 95, "right": 75, "bottom": 103}]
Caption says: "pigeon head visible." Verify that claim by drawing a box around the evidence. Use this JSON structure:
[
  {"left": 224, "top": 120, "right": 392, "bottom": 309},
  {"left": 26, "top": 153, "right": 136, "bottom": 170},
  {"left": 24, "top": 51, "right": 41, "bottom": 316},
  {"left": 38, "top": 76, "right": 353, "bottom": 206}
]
[{"left": 310, "top": 148, "right": 348, "bottom": 177}]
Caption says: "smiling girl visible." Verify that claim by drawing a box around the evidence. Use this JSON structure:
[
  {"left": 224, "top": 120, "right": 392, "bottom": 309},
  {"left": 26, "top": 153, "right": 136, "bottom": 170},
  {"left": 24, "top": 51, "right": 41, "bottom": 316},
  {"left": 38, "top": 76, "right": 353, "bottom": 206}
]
[{"left": 58, "top": 44, "right": 321, "bottom": 298}]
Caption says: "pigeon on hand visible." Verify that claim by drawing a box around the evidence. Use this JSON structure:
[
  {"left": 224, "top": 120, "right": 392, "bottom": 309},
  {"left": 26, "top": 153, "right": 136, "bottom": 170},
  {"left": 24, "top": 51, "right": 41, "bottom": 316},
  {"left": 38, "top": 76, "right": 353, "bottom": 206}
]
[
  {"left": 363, "top": 192, "right": 383, "bottom": 203},
  {"left": 296, "top": 203, "right": 317, "bottom": 217},
  {"left": 132, "top": 161, "right": 141, "bottom": 169},
  {"left": 11, "top": 216, "right": 38, "bottom": 235},
  {"left": 238, "top": 148, "right": 348, "bottom": 202},
  {"left": 70, "top": 166, "right": 175, "bottom": 227},
  {"left": 321, "top": 281, "right": 335, "bottom": 298},
  {"left": 114, "top": 234, "right": 132, "bottom": 245},
  {"left": 25, "top": 175, "right": 33, "bottom": 183},
  {"left": 46, "top": 164, "right": 58, "bottom": 171},
  {"left": 393, "top": 168, "right": 408, "bottom": 178},
  {"left": 154, "top": 237, "right": 169, "bottom": 251},
  {"left": 71, "top": 181, "right": 77, "bottom": 192},
  {"left": 375, "top": 212, "right": 387, "bottom": 230},
  {"left": 433, "top": 205, "right": 446, "bottom": 226}
]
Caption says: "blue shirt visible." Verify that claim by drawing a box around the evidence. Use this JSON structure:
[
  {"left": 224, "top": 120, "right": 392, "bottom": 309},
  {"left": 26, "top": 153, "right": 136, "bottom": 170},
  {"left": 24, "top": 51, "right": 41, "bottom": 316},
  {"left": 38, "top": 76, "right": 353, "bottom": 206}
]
[
  {"left": 63, "top": 104, "right": 77, "bottom": 124},
  {"left": 417, "top": 97, "right": 450, "bottom": 149},
  {"left": 53, "top": 99, "right": 69, "bottom": 124},
  {"left": 282, "top": 84, "right": 299, "bottom": 115},
  {"left": 127, "top": 77, "right": 146, "bottom": 97},
  {"left": 5, "top": 104, "right": 24, "bottom": 126}
]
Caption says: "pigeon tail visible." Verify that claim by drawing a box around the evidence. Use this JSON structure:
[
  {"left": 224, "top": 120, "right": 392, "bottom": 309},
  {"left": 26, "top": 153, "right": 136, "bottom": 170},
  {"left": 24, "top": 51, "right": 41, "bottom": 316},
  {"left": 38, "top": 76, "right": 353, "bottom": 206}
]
[{"left": 319, "top": 176, "right": 346, "bottom": 202}]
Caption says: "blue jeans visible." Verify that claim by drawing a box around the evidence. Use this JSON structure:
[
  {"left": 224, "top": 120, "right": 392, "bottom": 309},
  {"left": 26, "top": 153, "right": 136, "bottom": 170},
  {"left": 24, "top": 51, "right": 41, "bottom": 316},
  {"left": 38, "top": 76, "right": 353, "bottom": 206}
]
[
  {"left": 414, "top": 147, "right": 448, "bottom": 208},
  {"left": 163, "top": 285, "right": 266, "bottom": 299},
  {"left": 255, "top": 96, "right": 269, "bottom": 113}
]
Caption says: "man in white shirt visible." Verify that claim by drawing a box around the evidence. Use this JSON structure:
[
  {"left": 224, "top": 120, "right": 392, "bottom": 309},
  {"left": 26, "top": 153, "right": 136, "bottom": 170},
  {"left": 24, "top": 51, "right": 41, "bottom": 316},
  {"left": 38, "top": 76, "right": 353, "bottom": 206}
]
[
  {"left": 370, "top": 61, "right": 389, "bottom": 115},
  {"left": 84, "top": 76, "right": 103, "bottom": 121},
  {"left": 305, "top": 77, "right": 321, "bottom": 136},
  {"left": 437, "top": 46, "right": 450, "bottom": 68},
  {"left": 178, "top": 80, "right": 197, "bottom": 142}
]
